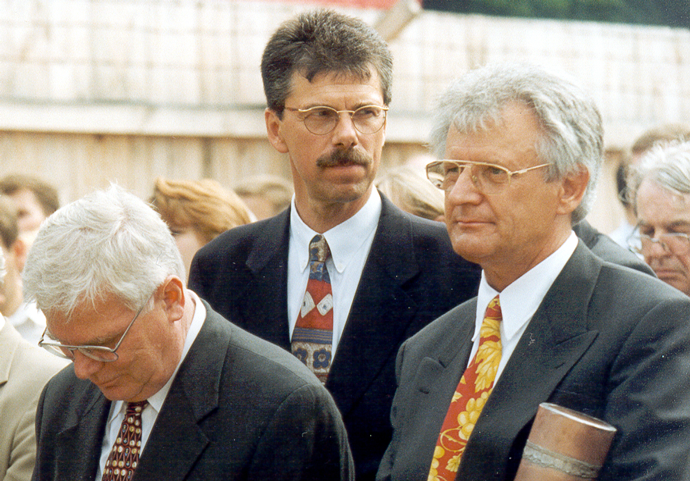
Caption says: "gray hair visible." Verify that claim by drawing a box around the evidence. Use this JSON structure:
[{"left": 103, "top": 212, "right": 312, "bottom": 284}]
[
  {"left": 23, "top": 185, "right": 185, "bottom": 320},
  {"left": 429, "top": 63, "right": 603, "bottom": 224},
  {"left": 628, "top": 140, "right": 690, "bottom": 210}
]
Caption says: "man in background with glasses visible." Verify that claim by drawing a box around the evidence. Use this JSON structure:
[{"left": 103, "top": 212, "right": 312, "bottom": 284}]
[
  {"left": 378, "top": 63, "right": 690, "bottom": 481},
  {"left": 189, "top": 9, "right": 480, "bottom": 480},
  {"left": 24, "top": 185, "right": 353, "bottom": 481},
  {"left": 628, "top": 140, "right": 690, "bottom": 296}
]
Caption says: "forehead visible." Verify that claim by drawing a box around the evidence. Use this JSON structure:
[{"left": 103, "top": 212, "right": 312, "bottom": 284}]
[
  {"left": 444, "top": 102, "right": 542, "bottom": 166},
  {"left": 286, "top": 69, "right": 384, "bottom": 107},
  {"left": 9, "top": 188, "right": 42, "bottom": 211},
  {"left": 637, "top": 179, "right": 690, "bottom": 224},
  {"left": 46, "top": 293, "right": 133, "bottom": 344}
]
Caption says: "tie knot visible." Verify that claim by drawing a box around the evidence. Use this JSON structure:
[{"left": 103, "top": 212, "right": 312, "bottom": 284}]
[
  {"left": 484, "top": 295, "right": 502, "bottom": 321},
  {"left": 126, "top": 400, "right": 148, "bottom": 416},
  {"left": 309, "top": 235, "right": 330, "bottom": 263}
]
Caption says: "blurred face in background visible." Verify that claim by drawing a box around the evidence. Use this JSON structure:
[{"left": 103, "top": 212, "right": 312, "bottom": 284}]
[
  {"left": 636, "top": 178, "right": 690, "bottom": 295},
  {"left": 8, "top": 188, "right": 48, "bottom": 234}
]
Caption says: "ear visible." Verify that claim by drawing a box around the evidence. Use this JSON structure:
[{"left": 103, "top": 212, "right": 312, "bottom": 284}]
[
  {"left": 265, "top": 108, "right": 289, "bottom": 154},
  {"left": 11, "top": 238, "right": 27, "bottom": 272},
  {"left": 160, "top": 275, "right": 185, "bottom": 323},
  {"left": 556, "top": 168, "right": 590, "bottom": 216}
]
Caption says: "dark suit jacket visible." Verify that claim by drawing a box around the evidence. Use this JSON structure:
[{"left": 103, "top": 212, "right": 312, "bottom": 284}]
[
  {"left": 189, "top": 196, "right": 481, "bottom": 481},
  {"left": 378, "top": 242, "right": 690, "bottom": 481},
  {"left": 573, "top": 220, "right": 654, "bottom": 275},
  {"left": 32, "top": 301, "right": 353, "bottom": 481}
]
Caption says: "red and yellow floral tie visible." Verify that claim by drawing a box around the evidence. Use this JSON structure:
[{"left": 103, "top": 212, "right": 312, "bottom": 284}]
[
  {"left": 102, "top": 401, "right": 148, "bottom": 481},
  {"left": 428, "top": 295, "right": 502, "bottom": 481},
  {"left": 292, "top": 235, "right": 333, "bottom": 384}
]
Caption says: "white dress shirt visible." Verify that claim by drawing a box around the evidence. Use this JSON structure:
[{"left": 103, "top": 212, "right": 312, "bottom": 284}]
[
  {"left": 471, "top": 232, "right": 578, "bottom": 381},
  {"left": 287, "top": 189, "right": 381, "bottom": 358},
  {"left": 95, "top": 292, "right": 206, "bottom": 481}
]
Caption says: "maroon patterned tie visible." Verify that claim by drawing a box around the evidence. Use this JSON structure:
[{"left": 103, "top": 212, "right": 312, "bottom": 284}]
[
  {"left": 102, "top": 401, "right": 148, "bottom": 481},
  {"left": 292, "top": 234, "right": 333, "bottom": 384}
]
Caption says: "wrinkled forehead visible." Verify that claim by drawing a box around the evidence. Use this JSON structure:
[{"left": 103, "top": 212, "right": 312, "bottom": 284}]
[{"left": 288, "top": 67, "right": 383, "bottom": 100}]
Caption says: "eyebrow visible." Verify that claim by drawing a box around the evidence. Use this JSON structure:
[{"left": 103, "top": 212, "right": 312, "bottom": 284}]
[
  {"left": 300, "top": 102, "right": 383, "bottom": 111},
  {"left": 46, "top": 329, "right": 120, "bottom": 347}
]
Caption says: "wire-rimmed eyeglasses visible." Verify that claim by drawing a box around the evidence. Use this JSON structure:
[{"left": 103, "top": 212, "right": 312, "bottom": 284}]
[
  {"left": 38, "top": 295, "right": 152, "bottom": 363},
  {"left": 426, "top": 160, "right": 551, "bottom": 195},
  {"left": 284, "top": 105, "right": 388, "bottom": 135},
  {"left": 629, "top": 230, "right": 690, "bottom": 256}
]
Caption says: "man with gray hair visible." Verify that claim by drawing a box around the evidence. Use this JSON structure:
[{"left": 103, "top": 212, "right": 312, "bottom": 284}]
[
  {"left": 25, "top": 185, "right": 352, "bottom": 481},
  {"left": 628, "top": 141, "right": 690, "bottom": 295},
  {"left": 377, "top": 63, "right": 690, "bottom": 480}
]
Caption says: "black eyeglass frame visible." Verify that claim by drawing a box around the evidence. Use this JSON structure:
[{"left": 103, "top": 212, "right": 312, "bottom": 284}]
[
  {"left": 38, "top": 294, "right": 152, "bottom": 363},
  {"left": 283, "top": 104, "right": 389, "bottom": 135}
]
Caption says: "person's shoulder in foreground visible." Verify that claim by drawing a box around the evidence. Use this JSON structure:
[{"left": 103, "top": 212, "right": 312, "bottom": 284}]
[
  {"left": 0, "top": 321, "right": 67, "bottom": 481},
  {"left": 572, "top": 219, "right": 654, "bottom": 275},
  {"left": 381, "top": 242, "right": 690, "bottom": 480}
]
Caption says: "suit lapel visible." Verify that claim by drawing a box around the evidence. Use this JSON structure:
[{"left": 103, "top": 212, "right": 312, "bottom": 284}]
[
  {"left": 327, "top": 198, "right": 423, "bottom": 416},
  {"left": 458, "top": 242, "right": 602, "bottom": 480},
  {"left": 55, "top": 387, "right": 111, "bottom": 480},
  {"left": 135, "top": 303, "right": 230, "bottom": 481},
  {"left": 236, "top": 210, "right": 291, "bottom": 349}
]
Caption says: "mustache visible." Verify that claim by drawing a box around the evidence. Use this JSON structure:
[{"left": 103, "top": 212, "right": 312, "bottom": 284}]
[{"left": 316, "top": 149, "right": 371, "bottom": 168}]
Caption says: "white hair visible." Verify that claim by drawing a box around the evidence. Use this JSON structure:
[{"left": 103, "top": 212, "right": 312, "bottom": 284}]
[
  {"left": 429, "top": 63, "right": 603, "bottom": 224},
  {"left": 23, "top": 184, "right": 185, "bottom": 320},
  {"left": 629, "top": 140, "right": 690, "bottom": 209}
]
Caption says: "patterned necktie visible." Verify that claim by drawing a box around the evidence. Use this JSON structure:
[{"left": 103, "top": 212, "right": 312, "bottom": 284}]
[
  {"left": 102, "top": 400, "right": 148, "bottom": 481},
  {"left": 292, "top": 234, "right": 333, "bottom": 384},
  {"left": 428, "top": 295, "right": 503, "bottom": 481}
]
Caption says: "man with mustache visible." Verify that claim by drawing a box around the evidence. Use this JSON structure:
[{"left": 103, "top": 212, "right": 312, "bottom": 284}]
[{"left": 189, "top": 9, "right": 480, "bottom": 480}]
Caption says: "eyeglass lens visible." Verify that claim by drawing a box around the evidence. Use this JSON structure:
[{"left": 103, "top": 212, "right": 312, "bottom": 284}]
[
  {"left": 427, "top": 162, "right": 511, "bottom": 194},
  {"left": 302, "top": 106, "right": 386, "bottom": 135},
  {"left": 637, "top": 234, "right": 690, "bottom": 255}
]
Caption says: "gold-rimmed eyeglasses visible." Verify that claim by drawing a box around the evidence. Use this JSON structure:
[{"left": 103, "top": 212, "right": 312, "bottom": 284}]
[
  {"left": 284, "top": 105, "right": 388, "bottom": 135},
  {"left": 426, "top": 160, "right": 551, "bottom": 195},
  {"left": 38, "top": 295, "right": 152, "bottom": 363}
]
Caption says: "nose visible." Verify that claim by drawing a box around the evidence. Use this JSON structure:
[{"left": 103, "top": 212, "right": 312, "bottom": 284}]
[
  {"left": 330, "top": 112, "right": 359, "bottom": 148},
  {"left": 446, "top": 164, "right": 482, "bottom": 206},
  {"left": 72, "top": 350, "right": 104, "bottom": 380}
]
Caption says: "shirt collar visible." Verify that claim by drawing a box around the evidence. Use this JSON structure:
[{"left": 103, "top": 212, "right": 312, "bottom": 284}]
[
  {"left": 476, "top": 231, "right": 578, "bottom": 343},
  {"left": 8, "top": 301, "right": 46, "bottom": 328},
  {"left": 290, "top": 189, "right": 381, "bottom": 274}
]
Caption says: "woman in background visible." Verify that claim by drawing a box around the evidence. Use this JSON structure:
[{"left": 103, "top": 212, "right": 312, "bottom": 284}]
[{"left": 151, "top": 177, "right": 252, "bottom": 277}]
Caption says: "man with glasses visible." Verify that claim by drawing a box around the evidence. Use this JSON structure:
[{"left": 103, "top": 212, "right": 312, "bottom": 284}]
[
  {"left": 24, "top": 186, "right": 353, "bottom": 481},
  {"left": 377, "top": 63, "right": 690, "bottom": 481},
  {"left": 628, "top": 140, "right": 690, "bottom": 296},
  {"left": 189, "top": 9, "right": 480, "bottom": 480}
]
